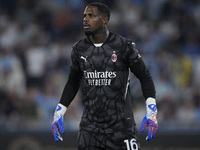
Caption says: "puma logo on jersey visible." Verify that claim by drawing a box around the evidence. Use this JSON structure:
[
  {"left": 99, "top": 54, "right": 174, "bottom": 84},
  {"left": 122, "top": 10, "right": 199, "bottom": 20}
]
[{"left": 81, "top": 56, "right": 87, "bottom": 62}]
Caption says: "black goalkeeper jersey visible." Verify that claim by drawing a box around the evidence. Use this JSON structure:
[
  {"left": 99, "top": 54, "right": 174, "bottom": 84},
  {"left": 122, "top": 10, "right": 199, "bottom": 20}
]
[{"left": 60, "top": 32, "right": 155, "bottom": 133}]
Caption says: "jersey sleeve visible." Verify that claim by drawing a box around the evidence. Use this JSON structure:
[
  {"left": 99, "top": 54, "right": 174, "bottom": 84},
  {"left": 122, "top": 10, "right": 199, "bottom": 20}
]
[
  {"left": 124, "top": 41, "right": 156, "bottom": 99},
  {"left": 59, "top": 47, "right": 83, "bottom": 107},
  {"left": 70, "top": 46, "right": 81, "bottom": 72}
]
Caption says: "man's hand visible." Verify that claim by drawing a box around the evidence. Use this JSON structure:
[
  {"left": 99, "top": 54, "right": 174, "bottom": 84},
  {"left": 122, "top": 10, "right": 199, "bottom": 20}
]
[
  {"left": 140, "top": 98, "right": 158, "bottom": 141},
  {"left": 52, "top": 103, "right": 67, "bottom": 142}
]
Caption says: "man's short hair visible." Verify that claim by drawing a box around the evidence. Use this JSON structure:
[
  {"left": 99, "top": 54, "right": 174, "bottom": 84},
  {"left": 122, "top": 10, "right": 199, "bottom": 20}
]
[{"left": 87, "top": 2, "right": 110, "bottom": 21}]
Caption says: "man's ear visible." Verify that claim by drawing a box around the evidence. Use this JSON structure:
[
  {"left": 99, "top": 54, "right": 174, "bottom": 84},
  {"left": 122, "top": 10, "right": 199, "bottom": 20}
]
[{"left": 102, "top": 16, "right": 108, "bottom": 25}]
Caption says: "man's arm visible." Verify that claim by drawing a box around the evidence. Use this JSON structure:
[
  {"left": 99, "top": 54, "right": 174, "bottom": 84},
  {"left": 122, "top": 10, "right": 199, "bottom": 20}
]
[
  {"left": 52, "top": 68, "right": 83, "bottom": 142},
  {"left": 126, "top": 41, "right": 158, "bottom": 140},
  {"left": 130, "top": 57, "right": 156, "bottom": 99},
  {"left": 59, "top": 68, "right": 83, "bottom": 107},
  {"left": 131, "top": 57, "right": 158, "bottom": 140}
]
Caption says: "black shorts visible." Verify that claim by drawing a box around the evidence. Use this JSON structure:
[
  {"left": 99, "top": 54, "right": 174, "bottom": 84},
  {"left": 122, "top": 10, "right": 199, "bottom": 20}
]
[{"left": 77, "top": 126, "right": 141, "bottom": 150}]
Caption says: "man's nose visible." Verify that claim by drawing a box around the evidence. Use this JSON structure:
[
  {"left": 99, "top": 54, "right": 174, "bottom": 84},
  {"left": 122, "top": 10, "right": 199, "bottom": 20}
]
[{"left": 83, "top": 16, "right": 88, "bottom": 22}]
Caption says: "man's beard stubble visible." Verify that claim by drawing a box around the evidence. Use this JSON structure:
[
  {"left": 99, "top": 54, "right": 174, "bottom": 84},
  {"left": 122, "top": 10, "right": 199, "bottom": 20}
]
[{"left": 84, "top": 30, "right": 94, "bottom": 36}]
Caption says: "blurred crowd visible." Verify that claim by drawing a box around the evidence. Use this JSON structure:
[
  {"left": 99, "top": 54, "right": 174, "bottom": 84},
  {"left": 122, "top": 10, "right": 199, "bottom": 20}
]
[{"left": 0, "top": 0, "right": 200, "bottom": 133}]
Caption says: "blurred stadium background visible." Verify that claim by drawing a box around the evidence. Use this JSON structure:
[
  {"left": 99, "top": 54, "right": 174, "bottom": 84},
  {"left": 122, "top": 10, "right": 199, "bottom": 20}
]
[{"left": 0, "top": 0, "right": 200, "bottom": 149}]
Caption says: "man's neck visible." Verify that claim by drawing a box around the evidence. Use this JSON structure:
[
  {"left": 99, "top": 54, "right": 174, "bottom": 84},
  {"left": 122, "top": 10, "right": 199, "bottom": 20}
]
[{"left": 90, "top": 28, "right": 109, "bottom": 44}]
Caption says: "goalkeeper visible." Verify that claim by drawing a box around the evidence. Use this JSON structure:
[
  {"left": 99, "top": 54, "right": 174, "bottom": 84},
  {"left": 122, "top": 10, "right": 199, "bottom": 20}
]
[{"left": 52, "top": 2, "right": 158, "bottom": 150}]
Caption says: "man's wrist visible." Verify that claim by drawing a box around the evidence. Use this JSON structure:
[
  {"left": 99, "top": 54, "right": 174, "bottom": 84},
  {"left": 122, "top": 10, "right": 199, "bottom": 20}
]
[
  {"left": 55, "top": 103, "right": 67, "bottom": 116},
  {"left": 146, "top": 97, "right": 157, "bottom": 114}
]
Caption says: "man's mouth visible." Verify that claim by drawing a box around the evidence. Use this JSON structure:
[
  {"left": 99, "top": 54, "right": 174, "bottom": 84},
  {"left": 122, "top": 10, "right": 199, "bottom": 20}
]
[{"left": 83, "top": 24, "right": 90, "bottom": 29}]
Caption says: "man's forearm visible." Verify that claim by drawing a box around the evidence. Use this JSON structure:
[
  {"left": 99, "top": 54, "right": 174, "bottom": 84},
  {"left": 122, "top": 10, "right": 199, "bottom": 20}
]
[{"left": 59, "top": 68, "right": 83, "bottom": 107}]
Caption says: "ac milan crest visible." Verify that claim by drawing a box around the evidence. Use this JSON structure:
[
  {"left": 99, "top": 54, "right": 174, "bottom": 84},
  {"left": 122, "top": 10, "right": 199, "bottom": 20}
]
[{"left": 111, "top": 51, "right": 117, "bottom": 62}]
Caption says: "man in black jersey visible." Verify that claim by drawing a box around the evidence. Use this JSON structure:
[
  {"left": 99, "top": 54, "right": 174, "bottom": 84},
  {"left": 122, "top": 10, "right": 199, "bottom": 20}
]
[{"left": 52, "top": 2, "right": 158, "bottom": 150}]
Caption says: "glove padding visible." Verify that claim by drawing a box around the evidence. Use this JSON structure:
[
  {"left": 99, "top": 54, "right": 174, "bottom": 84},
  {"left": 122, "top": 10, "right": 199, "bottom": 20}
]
[
  {"left": 52, "top": 112, "right": 65, "bottom": 142},
  {"left": 140, "top": 102, "right": 158, "bottom": 141}
]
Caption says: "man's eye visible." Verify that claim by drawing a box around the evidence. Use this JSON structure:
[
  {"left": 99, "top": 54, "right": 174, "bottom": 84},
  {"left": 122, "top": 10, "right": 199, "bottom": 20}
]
[
  {"left": 89, "top": 14, "right": 95, "bottom": 17},
  {"left": 83, "top": 13, "right": 95, "bottom": 18}
]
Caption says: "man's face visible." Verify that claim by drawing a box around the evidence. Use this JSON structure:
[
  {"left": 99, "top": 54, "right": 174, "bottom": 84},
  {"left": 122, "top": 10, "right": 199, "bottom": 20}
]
[{"left": 83, "top": 6, "right": 105, "bottom": 36}]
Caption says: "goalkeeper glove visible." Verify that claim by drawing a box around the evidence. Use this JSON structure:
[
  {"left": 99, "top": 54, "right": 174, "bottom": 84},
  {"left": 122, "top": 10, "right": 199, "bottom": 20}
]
[
  {"left": 140, "top": 98, "right": 158, "bottom": 141},
  {"left": 52, "top": 103, "right": 67, "bottom": 142}
]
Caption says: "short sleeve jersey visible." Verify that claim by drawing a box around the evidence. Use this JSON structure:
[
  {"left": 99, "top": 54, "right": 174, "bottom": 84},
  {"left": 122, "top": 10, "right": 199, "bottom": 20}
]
[{"left": 70, "top": 32, "right": 153, "bottom": 133}]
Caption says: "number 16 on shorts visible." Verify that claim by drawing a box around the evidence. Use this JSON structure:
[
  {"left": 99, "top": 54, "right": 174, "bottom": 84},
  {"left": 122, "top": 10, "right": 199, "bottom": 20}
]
[{"left": 124, "top": 138, "right": 138, "bottom": 150}]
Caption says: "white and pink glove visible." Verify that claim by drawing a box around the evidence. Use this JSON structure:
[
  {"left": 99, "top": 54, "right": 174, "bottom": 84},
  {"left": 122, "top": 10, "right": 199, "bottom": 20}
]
[
  {"left": 52, "top": 103, "right": 67, "bottom": 142},
  {"left": 140, "top": 98, "right": 158, "bottom": 141}
]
